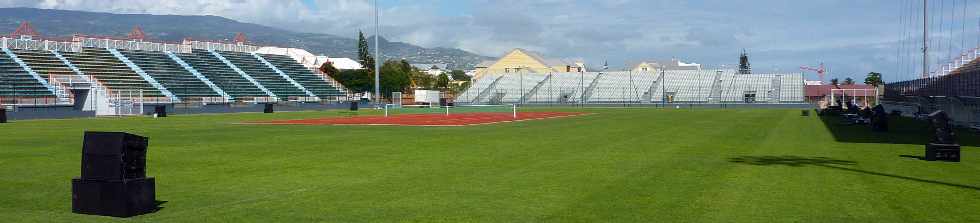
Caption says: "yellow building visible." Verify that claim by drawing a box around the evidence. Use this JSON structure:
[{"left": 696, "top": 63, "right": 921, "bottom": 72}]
[{"left": 474, "top": 48, "right": 584, "bottom": 79}]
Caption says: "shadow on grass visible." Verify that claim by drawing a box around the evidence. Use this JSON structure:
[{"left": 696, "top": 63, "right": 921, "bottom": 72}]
[
  {"left": 816, "top": 115, "right": 979, "bottom": 147},
  {"left": 150, "top": 200, "right": 167, "bottom": 214},
  {"left": 730, "top": 156, "right": 980, "bottom": 191}
]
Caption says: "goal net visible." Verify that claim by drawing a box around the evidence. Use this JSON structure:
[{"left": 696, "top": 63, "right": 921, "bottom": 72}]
[{"left": 384, "top": 104, "right": 517, "bottom": 118}]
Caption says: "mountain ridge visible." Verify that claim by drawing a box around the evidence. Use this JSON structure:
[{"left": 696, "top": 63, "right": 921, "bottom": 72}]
[{"left": 0, "top": 7, "right": 493, "bottom": 69}]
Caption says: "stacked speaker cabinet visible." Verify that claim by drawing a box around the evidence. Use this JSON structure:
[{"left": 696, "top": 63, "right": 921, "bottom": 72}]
[
  {"left": 154, "top": 105, "right": 167, "bottom": 117},
  {"left": 0, "top": 107, "right": 6, "bottom": 123},
  {"left": 264, "top": 103, "right": 274, "bottom": 113},
  {"left": 72, "top": 132, "right": 157, "bottom": 217}
]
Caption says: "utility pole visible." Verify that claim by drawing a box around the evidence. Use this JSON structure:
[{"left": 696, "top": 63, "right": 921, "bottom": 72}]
[
  {"left": 922, "top": 0, "right": 928, "bottom": 79},
  {"left": 374, "top": 0, "right": 381, "bottom": 106}
]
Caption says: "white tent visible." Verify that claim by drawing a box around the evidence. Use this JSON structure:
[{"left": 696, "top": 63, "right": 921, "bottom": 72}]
[{"left": 254, "top": 46, "right": 363, "bottom": 70}]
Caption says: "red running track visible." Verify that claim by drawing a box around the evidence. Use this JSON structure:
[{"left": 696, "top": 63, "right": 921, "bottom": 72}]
[{"left": 251, "top": 112, "right": 588, "bottom": 126}]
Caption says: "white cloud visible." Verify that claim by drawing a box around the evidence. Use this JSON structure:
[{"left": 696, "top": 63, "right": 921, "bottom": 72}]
[{"left": 1, "top": 0, "right": 975, "bottom": 81}]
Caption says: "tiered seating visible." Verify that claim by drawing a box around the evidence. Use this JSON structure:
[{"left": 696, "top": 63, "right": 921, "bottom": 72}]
[
  {"left": 217, "top": 51, "right": 306, "bottom": 99},
  {"left": 457, "top": 74, "right": 500, "bottom": 103},
  {"left": 720, "top": 73, "right": 777, "bottom": 103},
  {"left": 258, "top": 54, "right": 346, "bottom": 98},
  {"left": 0, "top": 50, "right": 54, "bottom": 97},
  {"left": 779, "top": 74, "right": 804, "bottom": 102},
  {"left": 61, "top": 48, "right": 163, "bottom": 97},
  {"left": 650, "top": 70, "right": 716, "bottom": 102},
  {"left": 177, "top": 51, "right": 268, "bottom": 99},
  {"left": 461, "top": 70, "right": 806, "bottom": 104},
  {"left": 588, "top": 71, "right": 658, "bottom": 103},
  {"left": 8, "top": 49, "right": 76, "bottom": 79},
  {"left": 492, "top": 74, "right": 548, "bottom": 103},
  {"left": 525, "top": 72, "right": 598, "bottom": 103},
  {"left": 118, "top": 50, "right": 221, "bottom": 99}
]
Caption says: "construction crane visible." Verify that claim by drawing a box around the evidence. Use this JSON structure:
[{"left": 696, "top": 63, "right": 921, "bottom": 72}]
[{"left": 800, "top": 63, "right": 827, "bottom": 82}]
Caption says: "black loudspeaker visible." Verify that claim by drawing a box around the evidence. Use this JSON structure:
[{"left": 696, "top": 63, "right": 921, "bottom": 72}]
[
  {"left": 0, "top": 107, "right": 6, "bottom": 123},
  {"left": 73, "top": 131, "right": 157, "bottom": 217},
  {"left": 264, "top": 104, "right": 274, "bottom": 113},
  {"left": 349, "top": 101, "right": 358, "bottom": 111},
  {"left": 926, "top": 143, "right": 961, "bottom": 162},
  {"left": 72, "top": 178, "right": 156, "bottom": 217},
  {"left": 154, "top": 106, "right": 167, "bottom": 117},
  {"left": 81, "top": 132, "right": 147, "bottom": 180}
]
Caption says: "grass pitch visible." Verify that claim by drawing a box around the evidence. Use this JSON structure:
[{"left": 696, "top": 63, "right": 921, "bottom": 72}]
[{"left": 0, "top": 108, "right": 978, "bottom": 222}]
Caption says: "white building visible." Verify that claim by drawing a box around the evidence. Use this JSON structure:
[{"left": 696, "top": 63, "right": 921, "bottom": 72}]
[{"left": 411, "top": 63, "right": 448, "bottom": 76}]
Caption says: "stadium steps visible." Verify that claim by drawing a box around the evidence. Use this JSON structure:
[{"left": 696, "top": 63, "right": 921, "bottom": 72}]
[
  {"left": 5, "top": 49, "right": 82, "bottom": 103},
  {"left": 165, "top": 52, "right": 232, "bottom": 101},
  {"left": 215, "top": 51, "right": 307, "bottom": 100},
  {"left": 520, "top": 73, "right": 551, "bottom": 103},
  {"left": 61, "top": 48, "right": 164, "bottom": 97},
  {"left": 770, "top": 76, "right": 781, "bottom": 103},
  {"left": 473, "top": 74, "right": 505, "bottom": 103},
  {"left": 257, "top": 53, "right": 347, "bottom": 98},
  {"left": 581, "top": 72, "right": 604, "bottom": 102},
  {"left": 644, "top": 73, "right": 663, "bottom": 102},
  {"left": 0, "top": 49, "right": 57, "bottom": 98},
  {"left": 108, "top": 49, "right": 178, "bottom": 101},
  {"left": 251, "top": 53, "right": 317, "bottom": 99},
  {"left": 117, "top": 49, "right": 224, "bottom": 101},
  {"left": 176, "top": 51, "right": 270, "bottom": 100}
]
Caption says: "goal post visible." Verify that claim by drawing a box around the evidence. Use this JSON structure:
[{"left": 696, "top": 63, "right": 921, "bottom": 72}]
[{"left": 384, "top": 103, "right": 517, "bottom": 119}]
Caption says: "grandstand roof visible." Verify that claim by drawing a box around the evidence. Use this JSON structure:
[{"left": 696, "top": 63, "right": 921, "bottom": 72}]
[{"left": 805, "top": 84, "right": 876, "bottom": 97}]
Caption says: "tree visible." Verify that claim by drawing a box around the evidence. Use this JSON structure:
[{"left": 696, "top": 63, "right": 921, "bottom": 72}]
[
  {"left": 318, "top": 62, "right": 339, "bottom": 76},
  {"left": 450, "top": 70, "right": 469, "bottom": 82},
  {"left": 435, "top": 73, "right": 450, "bottom": 89},
  {"left": 328, "top": 69, "right": 373, "bottom": 93},
  {"left": 412, "top": 70, "right": 435, "bottom": 89},
  {"left": 864, "top": 72, "right": 883, "bottom": 87},
  {"left": 843, "top": 77, "right": 855, "bottom": 85},
  {"left": 379, "top": 59, "right": 412, "bottom": 94},
  {"left": 357, "top": 31, "right": 375, "bottom": 71},
  {"left": 830, "top": 78, "right": 839, "bottom": 87}
]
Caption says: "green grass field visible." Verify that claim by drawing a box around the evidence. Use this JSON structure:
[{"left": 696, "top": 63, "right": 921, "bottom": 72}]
[{"left": 1, "top": 108, "right": 978, "bottom": 222}]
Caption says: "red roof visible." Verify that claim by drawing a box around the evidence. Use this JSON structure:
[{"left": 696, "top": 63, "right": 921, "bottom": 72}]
[{"left": 805, "top": 84, "right": 876, "bottom": 97}]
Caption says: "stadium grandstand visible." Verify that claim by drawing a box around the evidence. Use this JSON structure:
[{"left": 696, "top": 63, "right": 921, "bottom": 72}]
[
  {"left": 884, "top": 47, "right": 980, "bottom": 125},
  {"left": 457, "top": 70, "right": 806, "bottom": 105},
  {"left": 0, "top": 22, "right": 349, "bottom": 117}
]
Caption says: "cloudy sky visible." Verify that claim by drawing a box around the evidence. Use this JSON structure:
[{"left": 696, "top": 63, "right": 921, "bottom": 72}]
[{"left": 2, "top": 0, "right": 979, "bottom": 82}]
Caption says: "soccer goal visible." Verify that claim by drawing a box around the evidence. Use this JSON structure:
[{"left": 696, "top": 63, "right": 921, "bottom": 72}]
[{"left": 384, "top": 103, "right": 517, "bottom": 118}]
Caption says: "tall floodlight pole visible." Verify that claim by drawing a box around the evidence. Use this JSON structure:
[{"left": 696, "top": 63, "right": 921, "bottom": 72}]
[
  {"left": 374, "top": 0, "right": 381, "bottom": 105},
  {"left": 922, "top": 0, "right": 928, "bottom": 79}
]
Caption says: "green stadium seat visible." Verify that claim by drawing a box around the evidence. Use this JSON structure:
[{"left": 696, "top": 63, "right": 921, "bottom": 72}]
[
  {"left": 176, "top": 51, "right": 268, "bottom": 100},
  {"left": 61, "top": 48, "right": 164, "bottom": 97},
  {"left": 0, "top": 50, "right": 56, "bottom": 97},
  {"left": 216, "top": 51, "right": 307, "bottom": 99},
  {"left": 118, "top": 49, "right": 221, "bottom": 99},
  {"left": 257, "top": 54, "right": 347, "bottom": 98}
]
